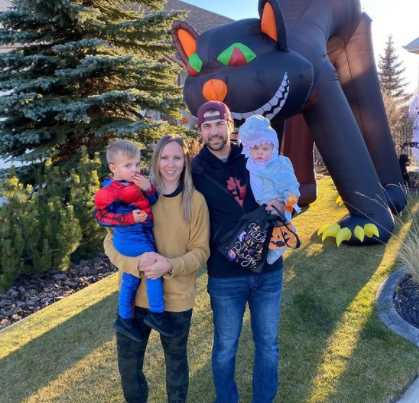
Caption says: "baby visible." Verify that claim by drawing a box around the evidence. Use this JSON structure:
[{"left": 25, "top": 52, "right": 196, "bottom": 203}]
[{"left": 239, "top": 115, "right": 300, "bottom": 262}]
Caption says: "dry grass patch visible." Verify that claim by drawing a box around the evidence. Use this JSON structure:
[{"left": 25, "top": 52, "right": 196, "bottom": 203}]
[{"left": 397, "top": 200, "right": 419, "bottom": 283}]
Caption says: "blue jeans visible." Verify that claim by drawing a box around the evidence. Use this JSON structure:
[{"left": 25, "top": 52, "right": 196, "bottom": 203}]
[{"left": 208, "top": 270, "right": 283, "bottom": 403}]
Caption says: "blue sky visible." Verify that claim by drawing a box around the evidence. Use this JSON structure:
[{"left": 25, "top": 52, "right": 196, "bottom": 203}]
[{"left": 182, "top": 0, "right": 419, "bottom": 95}]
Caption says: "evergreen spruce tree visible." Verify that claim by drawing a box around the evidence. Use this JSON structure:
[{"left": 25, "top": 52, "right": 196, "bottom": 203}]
[
  {"left": 0, "top": 0, "right": 184, "bottom": 167},
  {"left": 378, "top": 34, "right": 410, "bottom": 102},
  {"left": 381, "top": 90, "right": 414, "bottom": 146}
]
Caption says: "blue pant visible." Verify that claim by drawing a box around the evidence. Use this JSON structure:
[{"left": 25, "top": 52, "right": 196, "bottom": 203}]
[
  {"left": 208, "top": 270, "right": 283, "bottom": 403},
  {"left": 119, "top": 273, "right": 164, "bottom": 318}
]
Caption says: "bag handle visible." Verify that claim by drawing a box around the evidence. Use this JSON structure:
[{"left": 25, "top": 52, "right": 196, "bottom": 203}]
[
  {"left": 216, "top": 205, "right": 268, "bottom": 246},
  {"left": 269, "top": 205, "right": 301, "bottom": 249}
]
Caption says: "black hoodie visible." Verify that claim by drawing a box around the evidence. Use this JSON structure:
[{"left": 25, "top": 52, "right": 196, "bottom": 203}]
[{"left": 192, "top": 143, "right": 283, "bottom": 278}]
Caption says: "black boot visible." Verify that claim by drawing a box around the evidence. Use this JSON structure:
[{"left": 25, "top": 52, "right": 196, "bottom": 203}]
[
  {"left": 143, "top": 312, "right": 175, "bottom": 337},
  {"left": 113, "top": 316, "right": 143, "bottom": 342}
]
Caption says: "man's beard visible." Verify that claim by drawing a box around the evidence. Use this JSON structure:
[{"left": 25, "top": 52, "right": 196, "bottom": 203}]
[{"left": 205, "top": 136, "right": 228, "bottom": 152}]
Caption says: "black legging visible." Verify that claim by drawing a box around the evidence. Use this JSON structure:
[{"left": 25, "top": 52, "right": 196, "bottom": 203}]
[{"left": 116, "top": 307, "right": 192, "bottom": 403}]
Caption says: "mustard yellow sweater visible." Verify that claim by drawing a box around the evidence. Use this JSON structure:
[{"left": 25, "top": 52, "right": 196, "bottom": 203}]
[{"left": 104, "top": 190, "right": 210, "bottom": 312}]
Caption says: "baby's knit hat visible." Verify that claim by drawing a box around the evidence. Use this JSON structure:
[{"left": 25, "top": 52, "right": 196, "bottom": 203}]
[{"left": 238, "top": 115, "right": 279, "bottom": 158}]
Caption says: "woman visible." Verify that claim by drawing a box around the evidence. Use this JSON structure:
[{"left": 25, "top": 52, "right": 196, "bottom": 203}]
[{"left": 104, "top": 134, "right": 210, "bottom": 403}]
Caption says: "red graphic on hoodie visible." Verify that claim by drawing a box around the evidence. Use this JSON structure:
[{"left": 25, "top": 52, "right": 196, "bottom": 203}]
[{"left": 226, "top": 177, "right": 246, "bottom": 207}]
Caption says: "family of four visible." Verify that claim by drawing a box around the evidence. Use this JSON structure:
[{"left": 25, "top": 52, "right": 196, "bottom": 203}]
[{"left": 94, "top": 101, "right": 300, "bottom": 403}]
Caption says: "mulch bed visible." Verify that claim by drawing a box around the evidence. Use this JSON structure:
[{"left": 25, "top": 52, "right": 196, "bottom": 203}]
[
  {"left": 0, "top": 254, "right": 117, "bottom": 331},
  {"left": 394, "top": 274, "right": 419, "bottom": 329}
]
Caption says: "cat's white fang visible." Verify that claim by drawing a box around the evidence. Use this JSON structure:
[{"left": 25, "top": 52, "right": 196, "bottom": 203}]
[
  {"left": 231, "top": 112, "right": 243, "bottom": 120},
  {"left": 230, "top": 72, "right": 289, "bottom": 121},
  {"left": 242, "top": 111, "right": 254, "bottom": 119},
  {"left": 269, "top": 96, "right": 280, "bottom": 107}
]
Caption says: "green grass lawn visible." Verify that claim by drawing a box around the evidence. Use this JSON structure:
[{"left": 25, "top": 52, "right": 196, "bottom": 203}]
[{"left": 1, "top": 177, "right": 419, "bottom": 403}]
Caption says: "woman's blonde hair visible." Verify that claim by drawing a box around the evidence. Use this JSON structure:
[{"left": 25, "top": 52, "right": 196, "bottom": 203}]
[{"left": 151, "top": 134, "right": 194, "bottom": 222}]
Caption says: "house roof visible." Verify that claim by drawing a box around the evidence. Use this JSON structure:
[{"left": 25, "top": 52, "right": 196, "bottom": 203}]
[
  {"left": 404, "top": 37, "right": 419, "bottom": 55},
  {"left": 0, "top": 0, "right": 233, "bottom": 53},
  {"left": 0, "top": 0, "right": 15, "bottom": 52},
  {"left": 0, "top": 1, "right": 233, "bottom": 33},
  {"left": 164, "top": 0, "right": 233, "bottom": 34},
  {"left": 0, "top": 0, "right": 13, "bottom": 12}
]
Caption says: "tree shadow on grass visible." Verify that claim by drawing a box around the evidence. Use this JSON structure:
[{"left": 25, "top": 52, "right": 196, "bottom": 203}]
[
  {"left": 157, "top": 220, "right": 418, "bottom": 403},
  {"left": 184, "top": 190, "right": 419, "bottom": 402},
  {"left": 272, "top": 215, "right": 418, "bottom": 403},
  {"left": 319, "top": 313, "right": 419, "bottom": 403},
  {"left": 0, "top": 291, "right": 118, "bottom": 403},
  {"left": 4, "top": 228, "right": 415, "bottom": 403},
  {"left": 160, "top": 240, "right": 394, "bottom": 403}
]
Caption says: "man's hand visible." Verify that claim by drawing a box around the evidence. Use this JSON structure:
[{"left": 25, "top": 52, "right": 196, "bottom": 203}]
[
  {"left": 132, "top": 209, "right": 148, "bottom": 223},
  {"left": 265, "top": 199, "right": 285, "bottom": 214},
  {"left": 142, "top": 254, "right": 173, "bottom": 280},
  {"left": 133, "top": 173, "right": 152, "bottom": 191}
]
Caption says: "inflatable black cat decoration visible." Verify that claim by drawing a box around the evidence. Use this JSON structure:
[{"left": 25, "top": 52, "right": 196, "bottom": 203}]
[{"left": 171, "top": 0, "right": 407, "bottom": 246}]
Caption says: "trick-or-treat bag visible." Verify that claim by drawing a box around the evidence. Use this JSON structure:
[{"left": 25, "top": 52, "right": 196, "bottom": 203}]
[
  {"left": 269, "top": 221, "right": 300, "bottom": 251},
  {"left": 267, "top": 205, "right": 301, "bottom": 252},
  {"left": 217, "top": 205, "right": 273, "bottom": 273}
]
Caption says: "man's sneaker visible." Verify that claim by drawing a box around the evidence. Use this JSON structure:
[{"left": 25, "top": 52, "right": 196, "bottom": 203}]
[
  {"left": 143, "top": 312, "right": 175, "bottom": 337},
  {"left": 113, "top": 316, "right": 143, "bottom": 342}
]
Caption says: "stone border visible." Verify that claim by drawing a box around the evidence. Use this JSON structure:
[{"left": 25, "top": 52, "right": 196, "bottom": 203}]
[
  {"left": 376, "top": 267, "right": 419, "bottom": 347},
  {"left": 376, "top": 267, "right": 419, "bottom": 403}
]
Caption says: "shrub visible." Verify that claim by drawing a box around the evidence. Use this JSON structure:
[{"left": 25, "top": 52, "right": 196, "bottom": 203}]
[
  {"left": 0, "top": 164, "right": 82, "bottom": 290},
  {"left": 69, "top": 148, "right": 105, "bottom": 260},
  {"left": 0, "top": 148, "right": 104, "bottom": 290}
]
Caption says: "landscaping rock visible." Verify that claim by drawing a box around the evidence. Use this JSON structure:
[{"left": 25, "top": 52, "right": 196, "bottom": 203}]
[
  {"left": 0, "top": 318, "right": 10, "bottom": 327},
  {"left": 53, "top": 273, "right": 67, "bottom": 281},
  {"left": 0, "top": 299, "right": 12, "bottom": 308},
  {"left": 394, "top": 275, "right": 419, "bottom": 329},
  {"left": 0, "top": 254, "right": 117, "bottom": 331}
]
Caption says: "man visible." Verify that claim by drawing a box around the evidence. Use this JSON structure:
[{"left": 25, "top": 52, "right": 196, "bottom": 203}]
[{"left": 191, "top": 101, "right": 284, "bottom": 403}]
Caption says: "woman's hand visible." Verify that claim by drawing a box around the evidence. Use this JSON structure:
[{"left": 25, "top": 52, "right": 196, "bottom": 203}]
[
  {"left": 138, "top": 252, "right": 159, "bottom": 272},
  {"left": 142, "top": 255, "right": 173, "bottom": 280}
]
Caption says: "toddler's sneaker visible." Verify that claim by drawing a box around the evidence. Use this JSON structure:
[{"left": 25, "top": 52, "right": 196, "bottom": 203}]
[
  {"left": 113, "top": 316, "right": 143, "bottom": 342},
  {"left": 144, "top": 312, "right": 175, "bottom": 337}
]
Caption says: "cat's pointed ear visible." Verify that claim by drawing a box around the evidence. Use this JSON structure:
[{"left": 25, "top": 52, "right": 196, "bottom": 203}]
[
  {"left": 258, "top": 0, "right": 288, "bottom": 51},
  {"left": 172, "top": 20, "right": 200, "bottom": 65}
]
